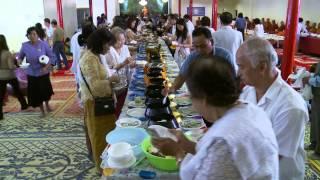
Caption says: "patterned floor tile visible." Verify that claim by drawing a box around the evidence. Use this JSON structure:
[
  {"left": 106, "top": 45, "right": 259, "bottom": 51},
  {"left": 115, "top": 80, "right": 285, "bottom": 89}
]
[{"left": 0, "top": 115, "right": 100, "bottom": 179}]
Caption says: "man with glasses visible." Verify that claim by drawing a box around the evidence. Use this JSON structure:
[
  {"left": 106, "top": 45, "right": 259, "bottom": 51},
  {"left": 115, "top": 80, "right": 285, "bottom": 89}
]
[{"left": 166, "top": 27, "right": 234, "bottom": 93}]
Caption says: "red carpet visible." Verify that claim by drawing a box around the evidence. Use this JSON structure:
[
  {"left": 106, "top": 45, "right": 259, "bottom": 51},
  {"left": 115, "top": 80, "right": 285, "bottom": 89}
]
[
  {"left": 3, "top": 76, "right": 82, "bottom": 117},
  {"left": 52, "top": 61, "right": 74, "bottom": 77},
  {"left": 276, "top": 48, "right": 320, "bottom": 70}
]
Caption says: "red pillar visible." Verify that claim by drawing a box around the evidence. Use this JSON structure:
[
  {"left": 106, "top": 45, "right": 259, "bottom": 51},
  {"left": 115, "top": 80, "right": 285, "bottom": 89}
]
[
  {"left": 56, "top": 0, "right": 64, "bottom": 28},
  {"left": 178, "top": 0, "right": 181, "bottom": 17},
  {"left": 89, "top": 0, "right": 93, "bottom": 17},
  {"left": 281, "top": 0, "right": 301, "bottom": 80},
  {"left": 104, "top": 0, "right": 107, "bottom": 16},
  {"left": 212, "top": 0, "right": 218, "bottom": 29},
  {"left": 189, "top": 0, "right": 193, "bottom": 18}
]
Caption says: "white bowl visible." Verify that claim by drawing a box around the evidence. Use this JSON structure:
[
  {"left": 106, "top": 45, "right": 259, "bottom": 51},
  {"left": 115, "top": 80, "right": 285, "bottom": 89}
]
[
  {"left": 116, "top": 118, "right": 141, "bottom": 128},
  {"left": 108, "top": 142, "right": 133, "bottom": 162},
  {"left": 106, "top": 155, "right": 136, "bottom": 169},
  {"left": 127, "top": 108, "right": 145, "bottom": 119},
  {"left": 135, "top": 60, "right": 147, "bottom": 67}
]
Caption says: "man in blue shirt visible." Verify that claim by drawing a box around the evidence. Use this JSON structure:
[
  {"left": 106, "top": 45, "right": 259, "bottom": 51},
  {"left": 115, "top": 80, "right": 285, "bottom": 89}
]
[
  {"left": 235, "top": 13, "right": 246, "bottom": 41},
  {"left": 167, "top": 27, "right": 234, "bottom": 93}
]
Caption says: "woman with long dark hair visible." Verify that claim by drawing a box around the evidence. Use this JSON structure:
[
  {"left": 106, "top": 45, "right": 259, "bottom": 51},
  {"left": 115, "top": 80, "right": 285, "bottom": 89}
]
[
  {"left": 125, "top": 17, "right": 138, "bottom": 43},
  {"left": 35, "top": 23, "right": 47, "bottom": 41},
  {"left": 173, "top": 18, "right": 192, "bottom": 67},
  {"left": 0, "top": 35, "right": 28, "bottom": 120}
]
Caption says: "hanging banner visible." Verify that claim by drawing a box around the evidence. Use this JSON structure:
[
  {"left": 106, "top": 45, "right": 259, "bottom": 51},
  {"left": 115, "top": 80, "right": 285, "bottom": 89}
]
[{"left": 187, "top": 7, "right": 205, "bottom": 16}]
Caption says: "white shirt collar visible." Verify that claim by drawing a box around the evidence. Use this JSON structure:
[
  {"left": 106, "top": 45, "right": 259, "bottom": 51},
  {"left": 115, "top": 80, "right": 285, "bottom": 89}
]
[
  {"left": 257, "top": 68, "right": 284, "bottom": 106},
  {"left": 220, "top": 25, "right": 232, "bottom": 30}
]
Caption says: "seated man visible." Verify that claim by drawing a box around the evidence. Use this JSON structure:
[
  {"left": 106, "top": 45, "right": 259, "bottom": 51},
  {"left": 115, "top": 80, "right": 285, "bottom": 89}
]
[
  {"left": 237, "top": 37, "right": 308, "bottom": 180},
  {"left": 167, "top": 27, "right": 234, "bottom": 94}
]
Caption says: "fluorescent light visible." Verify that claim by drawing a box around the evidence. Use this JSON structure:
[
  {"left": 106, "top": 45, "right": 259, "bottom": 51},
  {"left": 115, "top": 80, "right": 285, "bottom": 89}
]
[{"left": 139, "top": 0, "right": 147, "bottom": 6}]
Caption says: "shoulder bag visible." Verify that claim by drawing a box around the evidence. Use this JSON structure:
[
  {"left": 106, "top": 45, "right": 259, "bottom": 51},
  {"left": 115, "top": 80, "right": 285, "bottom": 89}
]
[{"left": 80, "top": 68, "right": 115, "bottom": 116}]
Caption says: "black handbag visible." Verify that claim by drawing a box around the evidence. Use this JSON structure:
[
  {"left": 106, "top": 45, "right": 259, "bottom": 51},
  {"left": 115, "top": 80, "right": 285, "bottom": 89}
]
[{"left": 80, "top": 68, "right": 115, "bottom": 116}]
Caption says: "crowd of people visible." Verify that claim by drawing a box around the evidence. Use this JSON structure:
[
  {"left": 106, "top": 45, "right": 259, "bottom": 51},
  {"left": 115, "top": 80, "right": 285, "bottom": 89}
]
[
  {"left": 1, "top": 9, "right": 319, "bottom": 180},
  {"left": 244, "top": 16, "right": 320, "bottom": 36}
]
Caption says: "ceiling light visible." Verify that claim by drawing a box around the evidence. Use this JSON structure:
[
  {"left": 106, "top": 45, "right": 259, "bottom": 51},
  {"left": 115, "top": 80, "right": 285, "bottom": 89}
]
[{"left": 139, "top": 0, "right": 147, "bottom": 6}]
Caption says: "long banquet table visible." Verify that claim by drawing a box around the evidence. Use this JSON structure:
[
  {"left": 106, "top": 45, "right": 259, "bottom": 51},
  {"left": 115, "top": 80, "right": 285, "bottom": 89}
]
[
  {"left": 299, "top": 36, "right": 320, "bottom": 56},
  {"left": 101, "top": 39, "right": 192, "bottom": 180}
]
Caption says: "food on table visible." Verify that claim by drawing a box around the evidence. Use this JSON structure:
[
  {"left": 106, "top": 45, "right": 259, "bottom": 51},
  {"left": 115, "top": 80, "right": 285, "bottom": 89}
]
[
  {"left": 175, "top": 97, "right": 192, "bottom": 106},
  {"left": 180, "top": 119, "right": 203, "bottom": 129},
  {"left": 116, "top": 118, "right": 141, "bottom": 128},
  {"left": 134, "top": 96, "right": 144, "bottom": 105},
  {"left": 147, "top": 146, "right": 173, "bottom": 159},
  {"left": 120, "top": 121, "right": 140, "bottom": 127},
  {"left": 179, "top": 108, "right": 198, "bottom": 117}
]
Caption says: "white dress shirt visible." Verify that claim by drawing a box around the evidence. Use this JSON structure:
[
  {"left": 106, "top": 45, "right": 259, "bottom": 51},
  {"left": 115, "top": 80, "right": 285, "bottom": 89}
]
[
  {"left": 104, "top": 45, "right": 131, "bottom": 76},
  {"left": 180, "top": 102, "right": 279, "bottom": 180},
  {"left": 70, "top": 31, "right": 83, "bottom": 84},
  {"left": 254, "top": 24, "right": 264, "bottom": 38},
  {"left": 44, "top": 25, "right": 53, "bottom": 39},
  {"left": 297, "top": 22, "right": 308, "bottom": 35},
  {"left": 212, "top": 26, "right": 243, "bottom": 71},
  {"left": 205, "top": 26, "right": 215, "bottom": 39},
  {"left": 186, "top": 20, "right": 195, "bottom": 34},
  {"left": 240, "top": 69, "right": 308, "bottom": 180}
]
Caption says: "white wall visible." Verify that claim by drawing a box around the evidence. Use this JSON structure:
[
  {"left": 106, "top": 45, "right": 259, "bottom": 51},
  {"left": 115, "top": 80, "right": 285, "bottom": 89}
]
[
  {"left": 0, "top": 0, "right": 45, "bottom": 52},
  {"left": 171, "top": 0, "right": 238, "bottom": 23},
  {"left": 171, "top": 0, "right": 320, "bottom": 24},
  {"left": 76, "top": 0, "right": 89, "bottom": 8},
  {"left": 107, "top": 0, "right": 120, "bottom": 24},
  {"left": 235, "top": 0, "right": 320, "bottom": 23},
  {"left": 62, "top": 0, "right": 78, "bottom": 38},
  {"left": 43, "top": 0, "right": 58, "bottom": 21},
  {"left": 300, "top": 0, "right": 320, "bottom": 23},
  {"left": 92, "top": 0, "right": 105, "bottom": 26},
  {"left": 235, "top": 0, "right": 287, "bottom": 22},
  {"left": 43, "top": 0, "right": 77, "bottom": 39}
]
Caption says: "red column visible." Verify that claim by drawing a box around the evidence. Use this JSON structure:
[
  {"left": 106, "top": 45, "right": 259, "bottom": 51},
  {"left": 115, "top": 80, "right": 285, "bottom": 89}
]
[
  {"left": 178, "top": 0, "right": 181, "bottom": 17},
  {"left": 104, "top": 0, "right": 107, "bottom": 16},
  {"left": 212, "top": 0, "right": 218, "bottom": 29},
  {"left": 89, "top": 0, "right": 93, "bottom": 17},
  {"left": 281, "top": 0, "right": 301, "bottom": 80},
  {"left": 189, "top": 0, "right": 193, "bottom": 18},
  {"left": 56, "top": 0, "right": 64, "bottom": 28}
]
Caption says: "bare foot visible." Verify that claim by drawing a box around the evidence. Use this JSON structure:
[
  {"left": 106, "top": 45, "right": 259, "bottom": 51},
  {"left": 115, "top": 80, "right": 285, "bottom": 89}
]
[
  {"left": 46, "top": 106, "right": 53, "bottom": 112},
  {"left": 45, "top": 101, "right": 52, "bottom": 112},
  {"left": 39, "top": 113, "right": 46, "bottom": 118}
]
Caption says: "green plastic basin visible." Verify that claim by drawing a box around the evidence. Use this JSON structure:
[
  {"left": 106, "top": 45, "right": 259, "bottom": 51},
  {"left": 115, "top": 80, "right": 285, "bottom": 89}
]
[{"left": 141, "top": 137, "right": 178, "bottom": 171}]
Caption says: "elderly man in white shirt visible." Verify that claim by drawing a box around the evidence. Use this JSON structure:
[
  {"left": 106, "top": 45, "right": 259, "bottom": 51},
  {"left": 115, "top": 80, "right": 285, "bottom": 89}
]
[
  {"left": 237, "top": 37, "right": 308, "bottom": 180},
  {"left": 212, "top": 12, "right": 243, "bottom": 72},
  {"left": 184, "top": 14, "right": 195, "bottom": 34}
]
